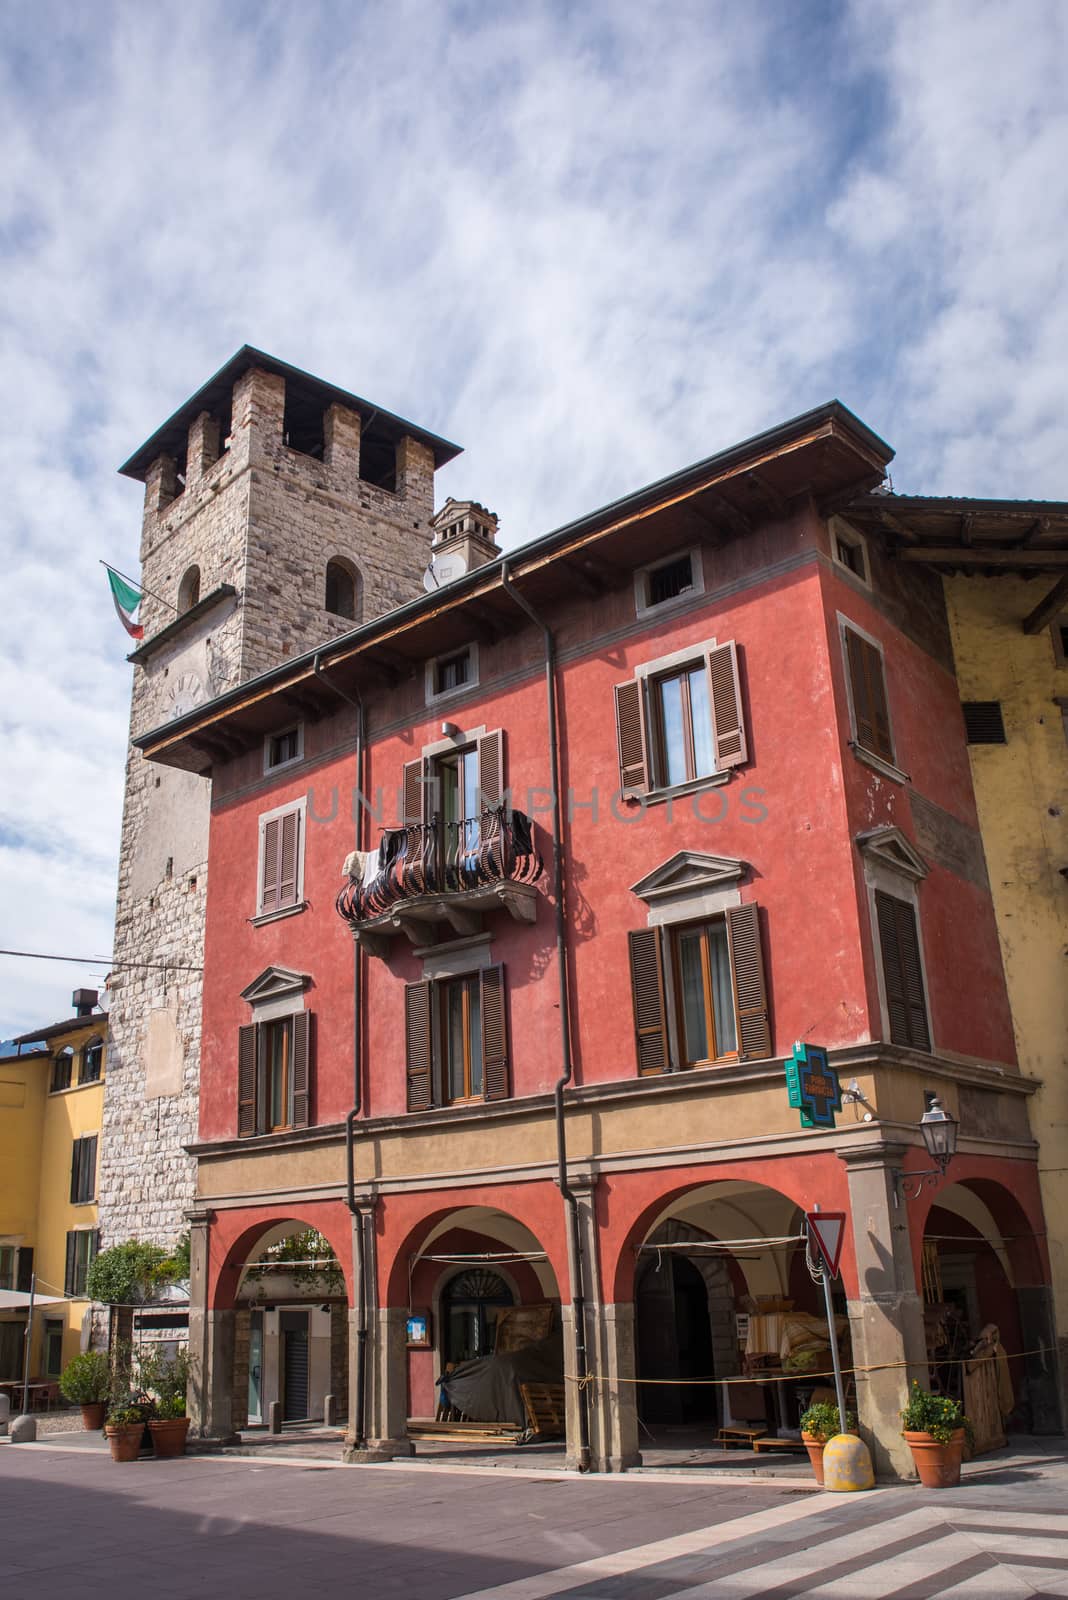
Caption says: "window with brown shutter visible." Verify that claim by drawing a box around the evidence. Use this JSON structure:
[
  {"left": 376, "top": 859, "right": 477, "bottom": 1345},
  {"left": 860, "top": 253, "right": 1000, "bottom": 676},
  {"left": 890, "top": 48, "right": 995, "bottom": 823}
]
[
  {"left": 477, "top": 729, "right": 505, "bottom": 811},
  {"left": 70, "top": 1135, "right": 97, "bottom": 1204},
  {"left": 844, "top": 626, "right": 894, "bottom": 764},
  {"left": 628, "top": 904, "right": 771, "bottom": 1075},
  {"left": 875, "top": 890, "right": 931, "bottom": 1051},
  {"left": 257, "top": 803, "right": 305, "bottom": 917},
  {"left": 406, "top": 967, "right": 511, "bottom": 1110},
  {"left": 403, "top": 758, "right": 429, "bottom": 825},
  {"left": 236, "top": 1014, "right": 314, "bottom": 1136},
  {"left": 615, "top": 640, "right": 747, "bottom": 794},
  {"left": 627, "top": 928, "right": 670, "bottom": 1074}
]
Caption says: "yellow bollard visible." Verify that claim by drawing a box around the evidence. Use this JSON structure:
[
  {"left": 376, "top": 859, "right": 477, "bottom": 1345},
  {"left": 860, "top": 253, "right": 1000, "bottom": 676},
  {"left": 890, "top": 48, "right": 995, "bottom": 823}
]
[{"left": 821, "top": 1432, "right": 875, "bottom": 1491}]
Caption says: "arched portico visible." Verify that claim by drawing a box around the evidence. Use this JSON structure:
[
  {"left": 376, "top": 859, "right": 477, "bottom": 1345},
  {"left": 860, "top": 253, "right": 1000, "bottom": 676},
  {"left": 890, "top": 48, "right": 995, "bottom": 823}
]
[{"left": 188, "top": 1204, "right": 351, "bottom": 1441}]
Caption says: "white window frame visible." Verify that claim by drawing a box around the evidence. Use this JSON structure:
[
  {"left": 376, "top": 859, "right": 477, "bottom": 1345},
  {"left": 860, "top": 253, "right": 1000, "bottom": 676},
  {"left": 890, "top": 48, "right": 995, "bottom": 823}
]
[
  {"left": 829, "top": 515, "right": 871, "bottom": 588},
  {"left": 425, "top": 643, "right": 479, "bottom": 706},
  {"left": 633, "top": 637, "right": 733, "bottom": 800},
  {"left": 634, "top": 545, "right": 705, "bottom": 620},
  {"left": 253, "top": 796, "right": 307, "bottom": 925},
  {"left": 263, "top": 723, "right": 304, "bottom": 775}
]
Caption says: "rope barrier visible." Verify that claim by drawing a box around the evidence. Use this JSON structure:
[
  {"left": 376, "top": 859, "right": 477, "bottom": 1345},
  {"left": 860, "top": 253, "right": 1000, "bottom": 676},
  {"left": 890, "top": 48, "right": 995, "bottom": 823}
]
[{"left": 563, "top": 1343, "right": 1057, "bottom": 1388}]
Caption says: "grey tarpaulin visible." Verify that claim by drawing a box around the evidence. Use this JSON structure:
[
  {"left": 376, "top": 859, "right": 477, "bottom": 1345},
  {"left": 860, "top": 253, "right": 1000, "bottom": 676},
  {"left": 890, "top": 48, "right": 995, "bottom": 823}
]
[{"left": 437, "top": 1330, "right": 564, "bottom": 1426}]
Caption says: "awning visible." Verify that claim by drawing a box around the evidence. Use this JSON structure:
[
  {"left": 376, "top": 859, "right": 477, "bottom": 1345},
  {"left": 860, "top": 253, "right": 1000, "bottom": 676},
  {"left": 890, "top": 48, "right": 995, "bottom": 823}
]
[{"left": 0, "top": 1290, "right": 67, "bottom": 1310}]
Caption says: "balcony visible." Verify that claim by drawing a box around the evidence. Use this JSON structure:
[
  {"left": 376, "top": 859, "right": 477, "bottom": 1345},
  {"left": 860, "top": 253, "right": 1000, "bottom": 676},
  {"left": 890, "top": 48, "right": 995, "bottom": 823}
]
[{"left": 336, "top": 806, "right": 543, "bottom": 955}]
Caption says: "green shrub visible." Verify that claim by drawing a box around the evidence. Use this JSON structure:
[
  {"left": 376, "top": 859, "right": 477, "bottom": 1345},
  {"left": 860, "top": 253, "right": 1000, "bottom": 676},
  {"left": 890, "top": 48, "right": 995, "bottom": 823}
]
[
  {"left": 58, "top": 1351, "right": 111, "bottom": 1405},
  {"left": 86, "top": 1241, "right": 168, "bottom": 1306},
  {"left": 900, "top": 1381, "right": 971, "bottom": 1446},
  {"left": 106, "top": 1393, "right": 156, "bottom": 1428},
  {"left": 800, "top": 1399, "right": 857, "bottom": 1441},
  {"left": 139, "top": 1346, "right": 190, "bottom": 1419}
]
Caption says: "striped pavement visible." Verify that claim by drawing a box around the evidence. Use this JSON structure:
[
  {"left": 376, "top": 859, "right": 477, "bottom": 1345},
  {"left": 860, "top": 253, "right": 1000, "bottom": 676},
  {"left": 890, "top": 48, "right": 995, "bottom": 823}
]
[{"left": 456, "top": 1496, "right": 1068, "bottom": 1599}]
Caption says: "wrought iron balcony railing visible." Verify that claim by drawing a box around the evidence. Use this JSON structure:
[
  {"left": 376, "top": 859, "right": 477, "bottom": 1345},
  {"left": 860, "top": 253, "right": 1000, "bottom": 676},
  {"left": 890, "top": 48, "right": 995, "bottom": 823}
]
[{"left": 336, "top": 807, "right": 542, "bottom": 948}]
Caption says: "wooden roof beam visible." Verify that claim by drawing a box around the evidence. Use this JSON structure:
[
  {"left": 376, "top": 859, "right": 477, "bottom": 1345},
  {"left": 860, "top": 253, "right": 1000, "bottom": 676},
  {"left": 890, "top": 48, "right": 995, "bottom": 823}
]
[
  {"left": 878, "top": 510, "right": 922, "bottom": 545},
  {"left": 1023, "top": 573, "right": 1068, "bottom": 634},
  {"left": 1018, "top": 516, "right": 1052, "bottom": 548},
  {"left": 898, "top": 547, "right": 1068, "bottom": 568},
  {"left": 701, "top": 489, "right": 753, "bottom": 537},
  {"left": 744, "top": 471, "right": 789, "bottom": 518},
  {"left": 680, "top": 502, "right": 731, "bottom": 547},
  {"left": 561, "top": 559, "right": 608, "bottom": 597}
]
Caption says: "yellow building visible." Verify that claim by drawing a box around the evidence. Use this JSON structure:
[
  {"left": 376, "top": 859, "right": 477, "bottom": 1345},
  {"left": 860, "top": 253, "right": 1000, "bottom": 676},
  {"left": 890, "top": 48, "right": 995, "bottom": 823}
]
[
  {"left": 0, "top": 991, "right": 106, "bottom": 1390},
  {"left": 843, "top": 495, "right": 1068, "bottom": 1420}
]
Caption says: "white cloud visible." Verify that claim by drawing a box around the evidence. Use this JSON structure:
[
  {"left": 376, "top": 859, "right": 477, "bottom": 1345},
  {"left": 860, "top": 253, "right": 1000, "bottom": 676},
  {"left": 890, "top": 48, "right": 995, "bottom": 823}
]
[{"left": 1, "top": 0, "right": 1065, "bottom": 1030}]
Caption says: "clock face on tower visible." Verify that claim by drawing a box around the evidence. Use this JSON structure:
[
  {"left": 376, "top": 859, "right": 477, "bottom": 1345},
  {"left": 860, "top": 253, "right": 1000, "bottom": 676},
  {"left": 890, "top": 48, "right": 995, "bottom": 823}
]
[{"left": 166, "top": 671, "right": 207, "bottom": 721}]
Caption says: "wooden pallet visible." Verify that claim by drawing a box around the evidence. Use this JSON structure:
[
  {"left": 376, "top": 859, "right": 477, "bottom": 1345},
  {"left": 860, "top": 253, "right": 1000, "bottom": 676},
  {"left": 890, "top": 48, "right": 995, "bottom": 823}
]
[
  {"left": 716, "top": 1424, "right": 769, "bottom": 1447},
  {"left": 407, "top": 1418, "right": 523, "bottom": 1442},
  {"left": 752, "top": 1435, "right": 807, "bottom": 1454},
  {"left": 520, "top": 1382, "right": 567, "bottom": 1438}
]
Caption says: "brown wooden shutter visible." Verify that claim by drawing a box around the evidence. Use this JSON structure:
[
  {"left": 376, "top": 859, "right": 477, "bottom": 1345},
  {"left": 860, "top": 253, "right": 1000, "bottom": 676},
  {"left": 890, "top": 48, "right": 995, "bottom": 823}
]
[
  {"left": 628, "top": 928, "right": 670, "bottom": 1075},
  {"left": 403, "top": 758, "right": 429, "bottom": 824},
  {"left": 726, "top": 902, "right": 772, "bottom": 1061},
  {"left": 480, "top": 965, "right": 510, "bottom": 1101},
  {"left": 261, "top": 818, "right": 281, "bottom": 911},
  {"left": 405, "top": 982, "right": 433, "bottom": 1110},
  {"left": 477, "top": 729, "right": 505, "bottom": 810},
  {"left": 614, "top": 680, "right": 649, "bottom": 792},
  {"left": 85, "top": 1135, "right": 98, "bottom": 1202},
  {"left": 64, "top": 1234, "right": 76, "bottom": 1296},
  {"left": 290, "top": 1012, "right": 311, "bottom": 1128},
  {"left": 875, "top": 890, "right": 930, "bottom": 1050},
  {"left": 707, "top": 641, "right": 748, "bottom": 768},
  {"left": 278, "top": 810, "right": 300, "bottom": 907},
  {"left": 70, "top": 1140, "right": 81, "bottom": 1205},
  {"left": 238, "top": 1024, "right": 258, "bottom": 1136},
  {"left": 846, "top": 628, "right": 893, "bottom": 763}
]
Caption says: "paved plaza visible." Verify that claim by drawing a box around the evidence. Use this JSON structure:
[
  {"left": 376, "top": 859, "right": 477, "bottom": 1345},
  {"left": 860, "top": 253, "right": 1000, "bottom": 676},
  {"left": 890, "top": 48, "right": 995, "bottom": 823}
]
[{"left": 2, "top": 1436, "right": 1068, "bottom": 1598}]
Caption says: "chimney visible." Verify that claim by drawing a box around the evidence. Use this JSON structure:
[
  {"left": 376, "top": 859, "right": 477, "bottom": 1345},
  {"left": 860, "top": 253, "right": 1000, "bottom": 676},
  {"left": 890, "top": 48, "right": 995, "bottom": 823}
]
[
  {"left": 72, "top": 989, "right": 98, "bottom": 1017},
  {"left": 428, "top": 499, "right": 499, "bottom": 585}
]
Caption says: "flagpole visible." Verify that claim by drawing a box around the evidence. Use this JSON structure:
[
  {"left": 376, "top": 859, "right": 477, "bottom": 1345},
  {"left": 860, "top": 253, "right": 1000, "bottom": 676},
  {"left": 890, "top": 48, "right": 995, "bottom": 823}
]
[{"left": 98, "top": 560, "right": 178, "bottom": 614}]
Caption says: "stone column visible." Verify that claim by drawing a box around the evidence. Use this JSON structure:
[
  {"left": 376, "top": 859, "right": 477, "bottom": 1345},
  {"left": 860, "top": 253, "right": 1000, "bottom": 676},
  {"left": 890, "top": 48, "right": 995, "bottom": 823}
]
[
  {"left": 144, "top": 452, "right": 178, "bottom": 515},
  {"left": 324, "top": 403, "right": 361, "bottom": 480},
  {"left": 564, "top": 1171, "right": 641, "bottom": 1471},
  {"left": 395, "top": 435, "right": 435, "bottom": 517},
  {"left": 186, "top": 410, "right": 221, "bottom": 488},
  {"left": 363, "top": 1307, "right": 414, "bottom": 1459},
  {"left": 838, "top": 1142, "right": 928, "bottom": 1480},
  {"left": 230, "top": 366, "right": 285, "bottom": 470},
  {"left": 186, "top": 1210, "right": 238, "bottom": 1442}
]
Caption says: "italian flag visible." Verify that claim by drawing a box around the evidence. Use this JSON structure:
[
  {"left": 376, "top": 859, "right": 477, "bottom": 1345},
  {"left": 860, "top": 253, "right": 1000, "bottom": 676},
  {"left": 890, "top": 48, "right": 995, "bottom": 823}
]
[{"left": 105, "top": 566, "right": 144, "bottom": 639}]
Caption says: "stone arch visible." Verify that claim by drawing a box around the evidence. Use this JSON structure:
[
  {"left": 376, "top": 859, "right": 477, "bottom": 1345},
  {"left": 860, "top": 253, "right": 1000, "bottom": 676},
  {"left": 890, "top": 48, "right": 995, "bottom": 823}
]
[
  {"left": 177, "top": 564, "right": 201, "bottom": 613},
  {"left": 638, "top": 1217, "right": 740, "bottom": 1381}
]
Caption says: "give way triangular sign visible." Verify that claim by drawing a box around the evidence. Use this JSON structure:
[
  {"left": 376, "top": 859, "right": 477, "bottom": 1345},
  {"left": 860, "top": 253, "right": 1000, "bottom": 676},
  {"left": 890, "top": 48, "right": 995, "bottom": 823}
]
[{"left": 806, "top": 1211, "right": 845, "bottom": 1278}]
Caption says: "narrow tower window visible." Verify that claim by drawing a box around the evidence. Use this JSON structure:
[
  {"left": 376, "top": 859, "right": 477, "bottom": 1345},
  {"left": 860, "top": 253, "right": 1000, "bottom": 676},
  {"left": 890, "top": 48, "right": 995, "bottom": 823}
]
[
  {"left": 325, "top": 559, "right": 361, "bottom": 622},
  {"left": 178, "top": 565, "right": 201, "bottom": 613}
]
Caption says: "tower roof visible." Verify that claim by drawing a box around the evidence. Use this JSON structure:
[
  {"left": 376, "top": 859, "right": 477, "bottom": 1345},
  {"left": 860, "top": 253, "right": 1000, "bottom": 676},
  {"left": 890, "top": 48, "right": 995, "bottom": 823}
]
[{"left": 118, "top": 345, "right": 462, "bottom": 481}]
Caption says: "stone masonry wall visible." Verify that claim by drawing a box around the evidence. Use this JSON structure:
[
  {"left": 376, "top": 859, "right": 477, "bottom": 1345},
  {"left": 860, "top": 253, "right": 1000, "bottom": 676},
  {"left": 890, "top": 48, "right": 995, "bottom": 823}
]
[{"left": 98, "top": 363, "right": 437, "bottom": 1249}]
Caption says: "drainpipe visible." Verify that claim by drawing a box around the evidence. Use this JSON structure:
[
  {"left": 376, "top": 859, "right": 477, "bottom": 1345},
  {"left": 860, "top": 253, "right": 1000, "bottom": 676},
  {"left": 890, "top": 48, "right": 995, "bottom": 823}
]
[
  {"left": 499, "top": 561, "right": 592, "bottom": 1472},
  {"left": 312, "top": 652, "right": 369, "bottom": 1450}
]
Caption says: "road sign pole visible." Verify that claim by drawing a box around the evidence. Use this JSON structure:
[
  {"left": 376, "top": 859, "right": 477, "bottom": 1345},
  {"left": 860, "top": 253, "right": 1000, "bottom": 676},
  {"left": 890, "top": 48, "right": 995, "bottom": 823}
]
[{"left": 819, "top": 1264, "right": 848, "bottom": 1435}]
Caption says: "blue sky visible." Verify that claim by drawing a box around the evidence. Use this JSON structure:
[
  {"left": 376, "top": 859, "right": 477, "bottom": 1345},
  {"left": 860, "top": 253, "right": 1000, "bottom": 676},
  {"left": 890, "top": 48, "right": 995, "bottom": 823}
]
[{"left": 1, "top": 0, "right": 1066, "bottom": 1033}]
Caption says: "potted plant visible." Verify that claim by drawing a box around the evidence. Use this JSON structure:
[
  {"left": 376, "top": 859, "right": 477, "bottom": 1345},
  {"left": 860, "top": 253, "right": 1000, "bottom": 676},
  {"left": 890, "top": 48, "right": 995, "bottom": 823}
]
[
  {"left": 58, "top": 1351, "right": 112, "bottom": 1430},
  {"left": 105, "top": 1395, "right": 156, "bottom": 1462},
  {"left": 900, "top": 1381, "right": 972, "bottom": 1487},
  {"left": 799, "top": 1400, "right": 857, "bottom": 1486},
  {"left": 141, "top": 1348, "right": 191, "bottom": 1458}
]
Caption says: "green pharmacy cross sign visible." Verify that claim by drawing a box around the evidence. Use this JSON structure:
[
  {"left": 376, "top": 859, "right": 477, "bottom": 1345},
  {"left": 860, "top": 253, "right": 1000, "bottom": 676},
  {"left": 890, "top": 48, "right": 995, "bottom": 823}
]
[{"left": 786, "top": 1041, "right": 842, "bottom": 1129}]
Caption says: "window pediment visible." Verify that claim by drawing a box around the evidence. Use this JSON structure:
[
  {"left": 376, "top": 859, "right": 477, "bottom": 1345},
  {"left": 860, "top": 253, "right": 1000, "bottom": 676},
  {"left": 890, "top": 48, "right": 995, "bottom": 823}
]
[
  {"left": 631, "top": 851, "right": 748, "bottom": 904},
  {"left": 856, "top": 827, "right": 928, "bottom": 882},
  {"left": 240, "top": 967, "right": 310, "bottom": 1007}
]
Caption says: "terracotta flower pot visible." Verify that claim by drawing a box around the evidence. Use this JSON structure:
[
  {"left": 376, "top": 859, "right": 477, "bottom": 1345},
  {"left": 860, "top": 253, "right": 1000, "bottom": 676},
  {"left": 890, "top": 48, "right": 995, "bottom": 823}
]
[
  {"left": 801, "top": 1431, "right": 826, "bottom": 1486},
  {"left": 80, "top": 1402, "right": 106, "bottom": 1431},
  {"left": 903, "top": 1428, "right": 965, "bottom": 1488},
  {"left": 106, "top": 1423, "right": 145, "bottom": 1463},
  {"left": 149, "top": 1417, "right": 190, "bottom": 1458}
]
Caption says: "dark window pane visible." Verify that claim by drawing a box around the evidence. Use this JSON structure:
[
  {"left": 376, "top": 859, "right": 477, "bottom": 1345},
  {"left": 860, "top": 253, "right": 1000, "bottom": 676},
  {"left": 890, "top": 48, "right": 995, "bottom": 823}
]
[{"left": 648, "top": 555, "right": 693, "bottom": 607}]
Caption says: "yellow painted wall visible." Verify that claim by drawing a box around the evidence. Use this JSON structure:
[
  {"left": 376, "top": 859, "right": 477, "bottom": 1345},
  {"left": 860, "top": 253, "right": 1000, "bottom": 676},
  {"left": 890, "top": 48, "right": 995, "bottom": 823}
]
[
  {"left": 0, "top": 1020, "right": 106, "bottom": 1382},
  {"left": 945, "top": 576, "right": 1068, "bottom": 1368}
]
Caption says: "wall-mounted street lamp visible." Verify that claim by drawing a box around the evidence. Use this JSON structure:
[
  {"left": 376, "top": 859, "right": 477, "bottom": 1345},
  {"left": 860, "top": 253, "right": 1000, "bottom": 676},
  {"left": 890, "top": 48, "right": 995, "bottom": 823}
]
[{"left": 896, "top": 1095, "right": 959, "bottom": 1200}]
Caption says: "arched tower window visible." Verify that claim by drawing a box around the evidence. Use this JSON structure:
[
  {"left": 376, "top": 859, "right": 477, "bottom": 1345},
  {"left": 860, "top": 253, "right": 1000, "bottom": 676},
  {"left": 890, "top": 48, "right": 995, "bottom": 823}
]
[
  {"left": 178, "top": 565, "right": 201, "bottom": 613},
  {"left": 325, "top": 558, "right": 362, "bottom": 622}
]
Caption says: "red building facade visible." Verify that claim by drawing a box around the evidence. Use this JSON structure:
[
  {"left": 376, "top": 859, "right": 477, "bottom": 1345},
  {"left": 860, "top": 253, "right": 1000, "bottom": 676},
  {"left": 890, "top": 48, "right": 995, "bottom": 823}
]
[{"left": 136, "top": 369, "right": 1056, "bottom": 1477}]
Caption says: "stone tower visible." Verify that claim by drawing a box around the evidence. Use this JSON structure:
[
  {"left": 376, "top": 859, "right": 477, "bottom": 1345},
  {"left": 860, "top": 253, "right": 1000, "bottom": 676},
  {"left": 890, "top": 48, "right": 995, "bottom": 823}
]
[{"left": 98, "top": 349, "right": 459, "bottom": 1245}]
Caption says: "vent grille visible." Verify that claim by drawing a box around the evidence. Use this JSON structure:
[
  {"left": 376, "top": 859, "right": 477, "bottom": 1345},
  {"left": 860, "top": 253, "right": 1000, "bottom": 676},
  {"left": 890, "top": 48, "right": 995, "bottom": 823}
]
[{"left": 962, "top": 701, "right": 1006, "bottom": 744}]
